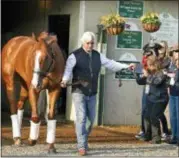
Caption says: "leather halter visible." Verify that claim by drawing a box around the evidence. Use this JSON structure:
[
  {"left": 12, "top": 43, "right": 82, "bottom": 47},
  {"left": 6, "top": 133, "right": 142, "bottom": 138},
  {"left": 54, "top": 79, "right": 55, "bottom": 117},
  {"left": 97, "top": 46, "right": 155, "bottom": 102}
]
[{"left": 33, "top": 42, "right": 56, "bottom": 86}]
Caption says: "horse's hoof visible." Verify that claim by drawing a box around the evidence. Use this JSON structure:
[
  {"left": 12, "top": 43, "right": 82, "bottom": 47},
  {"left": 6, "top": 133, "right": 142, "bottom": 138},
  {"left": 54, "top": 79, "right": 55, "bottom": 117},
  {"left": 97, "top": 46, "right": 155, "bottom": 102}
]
[
  {"left": 28, "top": 139, "right": 37, "bottom": 146},
  {"left": 13, "top": 138, "right": 22, "bottom": 147},
  {"left": 48, "top": 148, "right": 57, "bottom": 154}
]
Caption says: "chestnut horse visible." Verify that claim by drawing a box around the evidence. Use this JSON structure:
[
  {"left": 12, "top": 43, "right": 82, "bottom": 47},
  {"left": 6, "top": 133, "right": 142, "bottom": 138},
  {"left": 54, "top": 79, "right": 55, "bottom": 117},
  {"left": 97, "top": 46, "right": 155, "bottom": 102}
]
[{"left": 1, "top": 32, "right": 65, "bottom": 153}]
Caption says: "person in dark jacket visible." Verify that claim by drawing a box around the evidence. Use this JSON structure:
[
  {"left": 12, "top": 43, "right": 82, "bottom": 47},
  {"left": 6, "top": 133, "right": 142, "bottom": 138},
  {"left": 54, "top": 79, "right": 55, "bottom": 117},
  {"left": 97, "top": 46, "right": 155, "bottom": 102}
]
[
  {"left": 156, "top": 41, "right": 171, "bottom": 139},
  {"left": 135, "top": 41, "right": 170, "bottom": 140},
  {"left": 136, "top": 55, "right": 169, "bottom": 144},
  {"left": 167, "top": 44, "right": 179, "bottom": 145},
  {"left": 135, "top": 42, "right": 158, "bottom": 139},
  {"left": 60, "top": 31, "right": 135, "bottom": 156}
]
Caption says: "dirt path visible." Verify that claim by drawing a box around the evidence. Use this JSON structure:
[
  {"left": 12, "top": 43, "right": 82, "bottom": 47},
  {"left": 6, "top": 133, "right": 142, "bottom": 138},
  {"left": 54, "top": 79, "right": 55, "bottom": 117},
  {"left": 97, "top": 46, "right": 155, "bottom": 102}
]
[
  {"left": 2, "top": 122, "right": 145, "bottom": 146},
  {"left": 1, "top": 112, "right": 145, "bottom": 146},
  {"left": 2, "top": 113, "right": 178, "bottom": 157}
]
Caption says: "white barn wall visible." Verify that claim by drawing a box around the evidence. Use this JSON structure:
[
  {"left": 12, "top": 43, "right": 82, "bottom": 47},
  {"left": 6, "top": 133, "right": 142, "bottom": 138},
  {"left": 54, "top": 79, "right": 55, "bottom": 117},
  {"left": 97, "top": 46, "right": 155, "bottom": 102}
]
[{"left": 82, "top": 1, "right": 178, "bottom": 125}]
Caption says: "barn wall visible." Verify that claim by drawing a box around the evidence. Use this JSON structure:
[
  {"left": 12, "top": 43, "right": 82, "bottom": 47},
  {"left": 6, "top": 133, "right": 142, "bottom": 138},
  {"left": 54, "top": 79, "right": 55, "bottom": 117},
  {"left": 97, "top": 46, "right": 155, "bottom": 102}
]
[{"left": 69, "top": 0, "right": 178, "bottom": 125}]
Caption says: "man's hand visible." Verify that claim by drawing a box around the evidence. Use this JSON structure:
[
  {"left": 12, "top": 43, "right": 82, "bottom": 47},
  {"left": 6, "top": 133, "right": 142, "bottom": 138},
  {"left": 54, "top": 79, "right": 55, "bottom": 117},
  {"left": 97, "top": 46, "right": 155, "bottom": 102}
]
[
  {"left": 128, "top": 63, "right": 136, "bottom": 70},
  {"left": 60, "top": 80, "right": 68, "bottom": 88}
]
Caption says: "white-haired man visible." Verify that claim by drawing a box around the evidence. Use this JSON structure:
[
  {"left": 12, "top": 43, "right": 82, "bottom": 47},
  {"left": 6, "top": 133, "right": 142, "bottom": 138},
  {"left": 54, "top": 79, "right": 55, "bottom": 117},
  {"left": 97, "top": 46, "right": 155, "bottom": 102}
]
[{"left": 61, "top": 31, "right": 135, "bottom": 156}]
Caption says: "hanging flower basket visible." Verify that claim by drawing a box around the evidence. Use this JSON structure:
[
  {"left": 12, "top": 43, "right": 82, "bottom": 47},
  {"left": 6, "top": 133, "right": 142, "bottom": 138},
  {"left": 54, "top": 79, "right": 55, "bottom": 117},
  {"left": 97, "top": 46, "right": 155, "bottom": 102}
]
[
  {"left": 100, "top": 13, "right": 126, "bottom": 35},
  {"left": 140, "top": 12, "right": 161, "bottom": 33},
  {"left": 106, "top": 23, "right": 125, "bottom": 35},
  {"left": 142, "top": 23, "right": 160, "bottom": 33}
]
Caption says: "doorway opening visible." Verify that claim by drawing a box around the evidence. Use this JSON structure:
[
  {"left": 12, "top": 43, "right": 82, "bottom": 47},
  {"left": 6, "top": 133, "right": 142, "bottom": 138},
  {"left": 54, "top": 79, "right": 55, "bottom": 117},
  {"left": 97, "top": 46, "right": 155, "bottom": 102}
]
[{"left": 48, "top": 14, "right": 70, "bottom": 116}]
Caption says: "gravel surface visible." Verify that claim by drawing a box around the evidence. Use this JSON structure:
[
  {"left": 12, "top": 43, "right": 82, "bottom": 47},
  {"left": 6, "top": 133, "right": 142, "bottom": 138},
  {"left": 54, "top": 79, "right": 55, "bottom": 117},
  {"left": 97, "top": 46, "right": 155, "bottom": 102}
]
[{"left": 1, "top": 143, "right": 178, "bottom": 157}]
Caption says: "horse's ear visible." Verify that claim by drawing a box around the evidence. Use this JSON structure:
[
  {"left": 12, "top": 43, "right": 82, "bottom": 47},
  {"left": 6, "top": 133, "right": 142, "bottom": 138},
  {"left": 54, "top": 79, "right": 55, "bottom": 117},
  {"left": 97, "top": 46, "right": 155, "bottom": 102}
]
[
  {"left": 32, "top": 32, "right": 36, "bottom": 40},
  {"left": 38, "top": 31, "right": 48, "bottom": 41}
]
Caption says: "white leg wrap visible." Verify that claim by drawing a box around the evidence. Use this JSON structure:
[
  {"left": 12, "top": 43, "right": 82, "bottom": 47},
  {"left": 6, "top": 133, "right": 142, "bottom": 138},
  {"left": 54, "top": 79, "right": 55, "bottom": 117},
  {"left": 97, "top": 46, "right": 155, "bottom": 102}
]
[
  {"left": 29, "top": 121, "right": 41, "bottom": 140},
  {"left": 17, "top": 109, "right": 24, "bottom": 128},
  {"left": 46, "top": 120, "right": 57, "bottom": 144},
  {"left": 11, "top": 114, "right": 21, "bottom": 138}
]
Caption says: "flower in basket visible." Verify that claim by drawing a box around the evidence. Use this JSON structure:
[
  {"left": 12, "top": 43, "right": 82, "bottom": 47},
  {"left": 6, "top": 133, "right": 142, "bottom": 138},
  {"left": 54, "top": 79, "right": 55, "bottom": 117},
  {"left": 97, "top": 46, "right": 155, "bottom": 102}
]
[
  {"left": 100, "top": 13, "right": 126, "bottom": 28},
  {"left": 140, "top": 12, "right": 161, "bottom": 32},
  {"left": 100, "top": 13, "right": 126, "bottom": 35}
]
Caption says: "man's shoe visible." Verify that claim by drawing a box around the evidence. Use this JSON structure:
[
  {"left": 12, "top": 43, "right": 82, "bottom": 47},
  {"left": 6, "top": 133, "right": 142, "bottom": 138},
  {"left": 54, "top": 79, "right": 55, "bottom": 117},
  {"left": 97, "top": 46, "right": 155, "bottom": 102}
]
[
  {"left": 78, "top": 148, "right": 87, "bottom": 156},
  {"left": 135, "top": 131, "right": 145, "bottom": 139}
]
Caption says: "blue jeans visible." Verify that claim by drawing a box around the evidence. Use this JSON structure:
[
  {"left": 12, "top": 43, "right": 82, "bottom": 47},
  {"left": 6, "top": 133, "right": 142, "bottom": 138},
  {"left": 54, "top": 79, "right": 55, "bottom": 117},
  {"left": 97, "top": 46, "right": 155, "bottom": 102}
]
[
  {"left": 72, "top": 93, "right": 96, "bottom": 150},
  {"left": 169, "top": 95, "right": 179, "bottom": 140}
]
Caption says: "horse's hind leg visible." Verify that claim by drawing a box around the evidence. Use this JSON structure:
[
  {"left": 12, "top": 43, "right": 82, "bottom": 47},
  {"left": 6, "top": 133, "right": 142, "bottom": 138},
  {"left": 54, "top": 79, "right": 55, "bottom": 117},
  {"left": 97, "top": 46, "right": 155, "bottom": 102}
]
[{"left": 4, "top": 75, "right": 22, "bottom": 145}]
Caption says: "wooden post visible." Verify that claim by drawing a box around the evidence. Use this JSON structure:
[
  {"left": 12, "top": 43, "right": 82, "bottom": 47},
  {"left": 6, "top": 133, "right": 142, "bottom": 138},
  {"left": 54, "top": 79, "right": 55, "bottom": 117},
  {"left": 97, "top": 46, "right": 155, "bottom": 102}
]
[{"left": 96, "top": 25, "right": 107, "bottom": 125}]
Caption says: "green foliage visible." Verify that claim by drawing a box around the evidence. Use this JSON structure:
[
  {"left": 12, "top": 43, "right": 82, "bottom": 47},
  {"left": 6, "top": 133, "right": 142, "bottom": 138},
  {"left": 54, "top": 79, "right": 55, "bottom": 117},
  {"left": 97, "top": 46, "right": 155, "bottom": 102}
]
[{"left": 140, "top": 12, "right": 161, "bottom": 25}]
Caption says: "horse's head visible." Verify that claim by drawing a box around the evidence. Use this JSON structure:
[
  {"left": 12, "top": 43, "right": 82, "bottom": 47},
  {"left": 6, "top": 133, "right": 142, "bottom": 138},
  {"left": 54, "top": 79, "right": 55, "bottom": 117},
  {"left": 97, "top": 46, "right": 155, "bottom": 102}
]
[
  {"left": 37, "top": 31, "right": 49, "bottom": 41},
  {"left": 31, "top": 35, "right": 56, "bottom": 89}
]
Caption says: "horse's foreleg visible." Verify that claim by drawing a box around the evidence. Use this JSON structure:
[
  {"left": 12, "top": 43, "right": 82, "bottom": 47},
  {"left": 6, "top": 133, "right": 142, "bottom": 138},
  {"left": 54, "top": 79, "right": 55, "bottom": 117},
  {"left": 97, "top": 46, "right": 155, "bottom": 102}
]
[
  {"left": 28, "top": 87, "right": 40, "bottom": 146},
  {"left": 5, "top": 77, "right": 22, "bottom": 145},
  {"left": 46, "top": 88, "right": 60, "bottom": 153},
  {"left": 17, "top": 85, "right": 28, "bottom": 129}
]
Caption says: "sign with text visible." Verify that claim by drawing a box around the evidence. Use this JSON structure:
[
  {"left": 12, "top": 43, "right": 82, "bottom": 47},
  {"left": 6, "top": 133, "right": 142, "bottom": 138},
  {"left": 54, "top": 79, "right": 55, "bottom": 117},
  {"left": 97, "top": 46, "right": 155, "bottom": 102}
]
[
  {"left": 119, "top": 1, "right": 143, "bottom": 19},
  {"left": 117, "top": 31, "right": 142, "bottom": 49}
]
